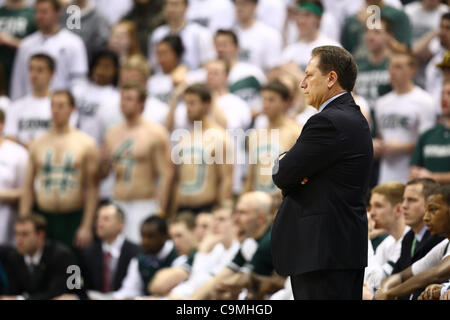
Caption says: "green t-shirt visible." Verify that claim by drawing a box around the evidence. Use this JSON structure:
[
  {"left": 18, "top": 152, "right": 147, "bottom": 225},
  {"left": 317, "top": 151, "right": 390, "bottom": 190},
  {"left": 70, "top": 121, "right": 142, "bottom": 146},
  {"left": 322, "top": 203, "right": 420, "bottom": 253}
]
[
  {"left": 228, "top": 226, "right": 273, "bottom": 276},
  {"left": 410, "top": 124, "right": 450, "bottom": 173},
  {"left": 355, "top": 57, "right": 391, "bottom": 137},
  {"left": 0, "top": 6, "right": 36, "bottom": 93},
  {"left": 341, "top": 5, "right": 411, "bottom": 60}
]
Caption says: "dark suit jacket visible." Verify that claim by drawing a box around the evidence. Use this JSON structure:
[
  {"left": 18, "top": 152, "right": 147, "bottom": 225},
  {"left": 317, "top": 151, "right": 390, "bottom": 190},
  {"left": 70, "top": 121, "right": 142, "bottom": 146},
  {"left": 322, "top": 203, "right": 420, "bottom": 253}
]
[
  {"left": 4, "top": 240, "right": 79, "bottom": 299},
  {"left": 81, "top": 238, "right": 140, "bottom": 292},
  {"left": 392, "top": 229, "right": 446, "bottom": 300},
  {"left": 271, "top": 92, "right": 373, "bottom": 277}
]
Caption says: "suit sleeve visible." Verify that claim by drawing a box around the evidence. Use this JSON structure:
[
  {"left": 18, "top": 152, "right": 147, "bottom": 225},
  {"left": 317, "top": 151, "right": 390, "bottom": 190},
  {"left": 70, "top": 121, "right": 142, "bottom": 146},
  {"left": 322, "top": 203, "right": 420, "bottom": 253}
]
[{"left": 272, "top": 115, "right": 342, "bottom": 190}]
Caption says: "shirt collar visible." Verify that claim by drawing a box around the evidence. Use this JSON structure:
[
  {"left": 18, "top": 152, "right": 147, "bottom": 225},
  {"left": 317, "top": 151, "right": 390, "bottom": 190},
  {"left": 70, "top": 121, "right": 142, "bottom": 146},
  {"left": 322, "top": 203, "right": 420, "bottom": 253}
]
[
  {"left": 318, "top": 92, "right": 347, "bottom": 113},
  {"left": 25, "top": 248, "right": 43, "bottom": 266},
  {"left": 156, "top": 240, "right": 174, "bottom": 261},
  {"left": 415, "top": 225, "right": 428, "bottom": 242},
  {"left": 102, "top": 234, "right": 125, "bottom": 259}
]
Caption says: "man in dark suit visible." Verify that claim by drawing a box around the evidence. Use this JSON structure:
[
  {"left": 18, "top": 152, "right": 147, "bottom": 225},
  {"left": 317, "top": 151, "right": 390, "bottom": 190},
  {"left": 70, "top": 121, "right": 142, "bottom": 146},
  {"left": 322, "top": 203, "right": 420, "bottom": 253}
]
[
  {"left": 392, "top": 178, "right": 445, "bottom": 299},
  {"left": 0, "top": 215, "right": 81, "bottom": 300},
  {"left": 81, "top": 204, "right": 140, "bottom": 293},
  {"left": 271, "top": 45, "right": 374, "bottom": 300}
]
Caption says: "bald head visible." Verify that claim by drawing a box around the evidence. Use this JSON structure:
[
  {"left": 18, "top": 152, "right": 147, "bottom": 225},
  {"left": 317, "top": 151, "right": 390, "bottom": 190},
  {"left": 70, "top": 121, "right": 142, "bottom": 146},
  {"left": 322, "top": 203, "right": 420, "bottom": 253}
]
[{"left": 235, "top": 191, "right": 272, "bottom": 239}]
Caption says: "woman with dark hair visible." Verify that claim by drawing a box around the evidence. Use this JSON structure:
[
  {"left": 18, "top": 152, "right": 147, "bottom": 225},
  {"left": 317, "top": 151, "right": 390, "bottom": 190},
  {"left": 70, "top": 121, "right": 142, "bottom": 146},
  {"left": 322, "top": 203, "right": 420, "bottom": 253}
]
[
  {"left": 72, "top": 49, "right": 121, "bottom": 145},
  {"left": 147, "top": 34, "right": 206, "bottom": 104}
]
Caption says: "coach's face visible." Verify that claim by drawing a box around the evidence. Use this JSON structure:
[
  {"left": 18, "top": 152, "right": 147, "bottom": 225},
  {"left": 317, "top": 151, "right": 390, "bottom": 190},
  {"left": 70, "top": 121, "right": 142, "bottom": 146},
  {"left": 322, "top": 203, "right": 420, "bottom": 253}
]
[{"left": 300, "top": 56, "right": 329, "bottom": 109}]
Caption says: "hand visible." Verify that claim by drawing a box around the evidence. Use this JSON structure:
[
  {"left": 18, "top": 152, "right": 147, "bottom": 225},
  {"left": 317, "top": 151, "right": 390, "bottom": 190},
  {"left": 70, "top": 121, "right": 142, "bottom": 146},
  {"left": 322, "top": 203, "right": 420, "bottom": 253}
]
[
  {"left": 0, "top": 32, "right": 20, "bottom": 47},
  {"left": 374, "top": 288, "right": 394, "bottom": 300},
  {"left": 74, "top": 226, "right": 93, "bottom": 249},
  {"left": 198, "top": 233, "right": 223, "bottom": 253},
  {"left": 52, "top": 294, "right": 79, "bottom": 300},
  {"left": 363, "top": 282, "right": 374, "bottom": 300},
  {"left": 418, "top": 284, "right": 443, "bottom": 300},
  {"left": 415, "top": 167, "right": 434, "bottom": 179},
  {"left": 440, "top": 289, "right": 450, "bottom": 300}
]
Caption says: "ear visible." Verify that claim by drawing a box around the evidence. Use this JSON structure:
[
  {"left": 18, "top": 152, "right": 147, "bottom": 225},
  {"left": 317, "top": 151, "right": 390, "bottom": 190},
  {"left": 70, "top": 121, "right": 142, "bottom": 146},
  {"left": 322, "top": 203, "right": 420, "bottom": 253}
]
[
  {"left": 327, "top": 71, "right": 339, "bottom": 89},
  {"left": 395, "top": 202, "right": 403, "bottom": 218}
]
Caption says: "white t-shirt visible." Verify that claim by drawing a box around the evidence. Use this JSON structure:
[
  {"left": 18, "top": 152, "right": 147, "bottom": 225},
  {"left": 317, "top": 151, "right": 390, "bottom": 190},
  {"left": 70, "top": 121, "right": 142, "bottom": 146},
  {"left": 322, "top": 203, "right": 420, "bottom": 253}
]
[
  {"left": 228, "top": 61, "right": 267, "bottom": 113},
  {"left": 256, "top": 0, "right": 287, "bottom": 34},
  {"left": 4, "top": 95, "right": 52, "bottom": 145},
  {"left": 0, "top": 140, "right": 28, "bottom": 245},
  {"left": 234, "top": 21, "right": 282, "bottom": 72},
  {"left": 280, "top": 33, "right": 341, "bottom": 71},
  {"left": 72, "top": 81, "right": 120, "bottom": 145},
  {"left": 10, "top": 29, "right": 88, "bottom": 100},
  {"left": 365, "top": 226, "right": 410, "bottom": 289},
  {"left": 93, "top": 0, "right": 133, "bottom": 25},
  {"left": 147, "top": 69, "right": 207, "bottom": 104},
  {"left": 405, "top": 2, "right": 448, "bottom": 44},
  {"left": 149, "top": 22, "right": 216, "bottom": 71},
  {"left": 425, "top": 49, "right": 446, "bottom": 115},
  {"left": 216, "top": 93, "right": 252, "bottom": 194},
  {"left": 186, "top": 0, "right": 236, "bottom": 33},
  {"left": 375, "top": 86, "right": 436, "bottom": 184},
  {"left": 412, "top": 238, "right": 450, "bottom": 276},
  {"left": 142, "top": 97, "right": 169, "bottom": 127}
]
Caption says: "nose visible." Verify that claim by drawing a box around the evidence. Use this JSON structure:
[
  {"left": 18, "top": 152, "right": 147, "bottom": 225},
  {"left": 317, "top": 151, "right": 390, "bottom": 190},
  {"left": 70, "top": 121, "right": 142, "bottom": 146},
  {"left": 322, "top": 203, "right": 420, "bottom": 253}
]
[{"left": 300, "top": 78, "right": 306, "bottom": 89}]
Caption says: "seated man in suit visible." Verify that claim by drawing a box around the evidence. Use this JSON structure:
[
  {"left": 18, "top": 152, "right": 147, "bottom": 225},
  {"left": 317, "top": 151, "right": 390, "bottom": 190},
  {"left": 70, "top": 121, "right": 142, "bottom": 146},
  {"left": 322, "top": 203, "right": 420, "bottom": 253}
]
[
  {"left": 375, "top": 185, "right": 450, "bottom": 300},
  {"left": 0, "top": 215, "right": 80, "bottom": 300},
  {"left": 392, "top": 178, "right": 446, "bottom": 299},
  {"left": 81, "top": 204, "right": 140, "bottom": 293}
]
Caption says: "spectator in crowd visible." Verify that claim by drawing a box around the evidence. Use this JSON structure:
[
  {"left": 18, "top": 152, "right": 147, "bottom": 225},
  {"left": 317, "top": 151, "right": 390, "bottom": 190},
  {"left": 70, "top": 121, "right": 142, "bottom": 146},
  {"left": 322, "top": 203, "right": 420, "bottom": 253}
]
[
  {"left": 280, "top": 0, "right": 340, "bottom": 72},
  {"left": 166, "top": 207, "right": 239, "bottom": 299},
  {"left": 147, "top": 35, "right": 193, "bottom": 105},
  {"left": 365, "top": 182, "right": 409, "bottom": 291},
  {"left": 244, "top": 81, "right": 301, "bottom": 208},
  {"left": 284, "top": 0, "right": 340, "bottom": 46},
  {"left": 0, "top": 109, "right": 28, "bottom": 245},
  {"left": 232, "top": 0, "right": 282, "bottom": 73},
  {"left": 119, "top": 55, "right": 169, "bottom": 127},
  {"left": 60, "top": 0, "right": 111, "bottom": 62},
  {"left": 123, "top": 0, "right": 165, "bottom": 56},
  {"left": 170, "top": 84, "right": 234, "bottom": 215},
  {"left": 149, "top": 0, "right": 216, "bottom": 72},
  {"left": 72, "top": 49, "right": 120, "bottom": 146},
  {"left": 112, "top": 216, "right": 179, "bottom": 299},
  {"left": 148, "top": 212, "right": 198, "bottom": 296},
  {"left": 10, "top": 0, "right": 88, "bottom": 100},
  {"left": 256, "top": 0, "right": 288, "bottom": 35},
  {"left": 100, "top": 83, "right": 173, "bottom": 242},
  {"left": 410, "top": 78, "right": 450, "bottom": 185},
  {"left": 5, "top": 54, "right": 57, "bottom": 148},
  {"left": 108, "top": 20, "right": 143, "bottom": 66},
  {"left": 391, "top": 178, "right": 446, "bottom": 299},
  {"left": 0, "top": 215, "right": 80, "bottom": 300},
  {"left": 214, "top": 29, "right": 267, "bottom": 117},
  {"left": 205, "top": 59, "right": 252, "bottom": 196},
  {"left": 354, "top": 17, "right": 394, "bottom": 113},
  {"left": 405, "top": 0, "right": 448, "bottom": 88},
  {"left": 193, "top": 212, "right": 214, "bottom": 244},
  {"left": 0, "top": 0, "right": 36, "bottom": 95},
  {"left": 374, "top": 185, "right": 450, "bottom": 300},
  {"left": 186, "top": 0, "right": 236, "bottom": 33},
  {"left": 81, "top": 204, "right": 140, "bottom": 294},
  {"left": 425, "top": 12, "right": 450, "bottom": 111},
  {"left": 341, "top": 0, "right": 411, "bottom": 61},
  {"left": 191, "top": 191, "right": 273, "bottom": 300},
  {"left": 20, "top": 90, "right": 99, "bottom": 253},
  {"left": 373, "top": 51, "right": 436, "bottom": 184}
]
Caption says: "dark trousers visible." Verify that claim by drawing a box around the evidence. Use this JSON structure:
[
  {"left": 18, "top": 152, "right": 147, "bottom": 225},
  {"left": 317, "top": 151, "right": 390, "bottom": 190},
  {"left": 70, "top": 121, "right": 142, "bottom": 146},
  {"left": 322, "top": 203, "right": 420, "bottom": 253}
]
[{"left": 291, "top": 269, "right": 364, "bottom": 300}]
